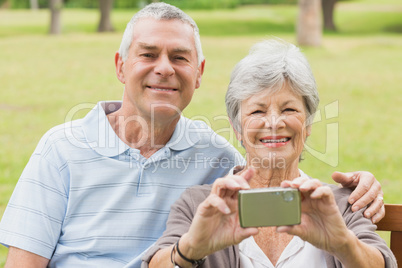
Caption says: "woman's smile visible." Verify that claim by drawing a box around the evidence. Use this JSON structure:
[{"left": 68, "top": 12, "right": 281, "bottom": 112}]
[{"left": 260, "top": 136, "right": 292, "bottom": 148}]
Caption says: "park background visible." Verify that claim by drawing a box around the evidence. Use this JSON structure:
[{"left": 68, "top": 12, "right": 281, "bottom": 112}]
[{"left": 0, "top": 0, "right": 401, "bottom": 265}]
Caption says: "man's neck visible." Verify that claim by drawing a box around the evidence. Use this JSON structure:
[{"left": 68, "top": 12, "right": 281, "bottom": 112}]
[{"left": 107, "top": 109, "right": 180, "bottom": 158}]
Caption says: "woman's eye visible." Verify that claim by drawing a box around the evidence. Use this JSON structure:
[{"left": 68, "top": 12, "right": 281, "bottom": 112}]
[
  {"left": 283, "top": 108, "right": 296, "bottom": 112},
  {"left": 251, "top": 110, "right": 263, "bottom": 115}
]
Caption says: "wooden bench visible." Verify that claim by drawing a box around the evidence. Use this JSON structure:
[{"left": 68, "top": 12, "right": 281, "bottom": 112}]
[{"left": 376, "top": 204, "right": 402, "bottom": 265}]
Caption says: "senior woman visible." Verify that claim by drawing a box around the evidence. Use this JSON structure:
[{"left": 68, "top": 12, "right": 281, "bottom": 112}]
[{"left": 142, "top": 39, "right": 396, "bottom": 268}]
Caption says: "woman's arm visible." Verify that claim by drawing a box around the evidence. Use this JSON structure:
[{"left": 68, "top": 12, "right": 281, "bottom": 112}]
[
  {"left": 330, "top": 231, "right": 384, "bottom": 267},
  {"left": 148, "top": 169, "right": 258, "bottom": 268},
  {"left": 279, "top": 178, "right": 387, "bottom": 268}
]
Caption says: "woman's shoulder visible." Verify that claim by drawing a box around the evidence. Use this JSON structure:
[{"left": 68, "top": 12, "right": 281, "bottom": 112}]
[
  {"left": 182, "top": 184, "right": 213, "bottom": 202},
  {"left": 324, "top": 183, "right": 353, "bottom": 213},
  {"left": 171, "top": 184, "right": 213, "bottom": 216}
]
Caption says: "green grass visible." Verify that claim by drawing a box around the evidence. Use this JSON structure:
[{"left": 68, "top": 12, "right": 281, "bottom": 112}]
[{"left": 1, "top": 1, "right": 402, "bottom": 264}]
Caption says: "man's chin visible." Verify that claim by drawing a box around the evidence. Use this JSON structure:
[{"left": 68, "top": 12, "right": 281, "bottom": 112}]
[{"left": 150, "top": 107, "right": 182, "bottom": 122}]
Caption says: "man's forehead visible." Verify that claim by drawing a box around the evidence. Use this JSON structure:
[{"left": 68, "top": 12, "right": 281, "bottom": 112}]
[{"left": 131, "top": 19, "right": 196, "bottom": 52}]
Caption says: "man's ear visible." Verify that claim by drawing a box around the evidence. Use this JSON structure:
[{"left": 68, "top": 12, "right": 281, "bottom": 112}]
[
  {"left": 195, "top": 59, "right": 205, "bottom": 89},
  {"left": 115, "top": 52, "right": 125, "bottom": 84}
]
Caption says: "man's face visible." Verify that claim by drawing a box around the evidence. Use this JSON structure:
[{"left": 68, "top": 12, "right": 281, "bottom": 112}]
[{"left": 116, "top": 18, "right": 204, "bottom": 121}]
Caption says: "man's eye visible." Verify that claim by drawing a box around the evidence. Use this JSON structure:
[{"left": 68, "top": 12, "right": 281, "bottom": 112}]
[
  {"left": 141, "top": 53, "right": 154, "bottom": 58},
  {"left": 174, "top": 56, "right": 188, "bottom": 61}
]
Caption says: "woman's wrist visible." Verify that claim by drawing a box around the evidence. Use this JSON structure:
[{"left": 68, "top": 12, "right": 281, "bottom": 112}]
[
  {"left": 330, "top": 229, "right": 361, "bottom": 264},
  {"left": 172, "top": 234, "right": 207, "bottom": 267},
  {"left": 330, "top": 229, "right": 384, "bottom": 267}
]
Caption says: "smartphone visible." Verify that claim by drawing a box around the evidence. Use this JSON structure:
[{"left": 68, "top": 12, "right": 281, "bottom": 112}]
[{"left": 238, "top": 187, "right": 301, "bottom": 228}]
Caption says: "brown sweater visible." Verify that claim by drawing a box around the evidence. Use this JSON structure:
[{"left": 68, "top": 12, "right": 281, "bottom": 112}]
[{"left": 142, "top": 183, "right": 397, "bottom": 268}]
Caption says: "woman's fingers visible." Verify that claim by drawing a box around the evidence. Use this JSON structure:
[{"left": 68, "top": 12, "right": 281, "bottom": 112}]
[
  {"left": 204, "top": 193, "right": 231, "bottom": 215},
  {"left": 212, "top": 169, "right": 254, "bottom": 197}
]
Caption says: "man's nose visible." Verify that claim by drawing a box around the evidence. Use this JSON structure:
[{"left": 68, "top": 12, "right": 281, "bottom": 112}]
[{"left": 154, "top": 55, "right": 175, "bottom": 78}]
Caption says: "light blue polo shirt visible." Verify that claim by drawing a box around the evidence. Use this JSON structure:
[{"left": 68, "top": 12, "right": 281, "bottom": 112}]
[{"left": 0, "top": 101, "right": 244, "bottom": 267}]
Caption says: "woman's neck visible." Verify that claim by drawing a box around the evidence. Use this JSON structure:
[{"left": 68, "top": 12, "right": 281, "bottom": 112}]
[{"left": 246, "top": 161, "right": 300, "bottom": 188}]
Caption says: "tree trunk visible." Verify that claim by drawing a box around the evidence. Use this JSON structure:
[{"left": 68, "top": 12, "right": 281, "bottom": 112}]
[
  {"left": 98, "top": 0, "right": 114, "bottom": 32},
  {"left": 49, "top": 0, "right": 62, "bottom": 35},
  {"left": 297, "top": 0, "right": 322, "bottom": 47},
  {"left": 322, "top": 0, "right": 337, "bottom": 31},
  {"left": 30, "top": 0, "right": 39, "bottom": 10}
]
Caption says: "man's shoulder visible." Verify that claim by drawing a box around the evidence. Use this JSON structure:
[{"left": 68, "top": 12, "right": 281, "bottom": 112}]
[
  {"left": 182, "top": 117, "right": 240, "bottom": 153},
  {"left": 33, "top": 119, "right": 87, "bottom": 155}
]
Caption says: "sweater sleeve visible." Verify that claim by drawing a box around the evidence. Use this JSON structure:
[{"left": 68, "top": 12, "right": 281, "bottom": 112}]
[
  {"left": 325, "top": 185, "right": 397, "bottom": 268},
  {"left": 141, "top": 185, "right": 238, "bottom": 268}
]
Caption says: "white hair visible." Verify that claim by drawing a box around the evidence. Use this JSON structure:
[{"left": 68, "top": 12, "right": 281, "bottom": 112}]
[
  {"left": 118, "top": 2, "right": 204, "bottom": 66},
  {"left": 225, "top": 38, "right": 320, "bottom": 133}
]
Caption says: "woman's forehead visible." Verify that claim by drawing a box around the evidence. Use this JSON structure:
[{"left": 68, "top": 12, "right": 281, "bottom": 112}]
[{"left": 242, "top": 86, "right": 303, "bottom": 107}]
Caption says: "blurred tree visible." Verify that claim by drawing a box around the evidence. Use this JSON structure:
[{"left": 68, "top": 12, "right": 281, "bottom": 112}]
[
  {"left": 49, "top": 0, "right": 62, "bottom": 34},
  {"left": 30, "top": 0, "right": 39, "bottom": 9},
  {"left": 297, "top": 0, "right": 322, "bottom": 46},
  {"left": 98, "top": 0, "right": 114, "bottom": 32},
  {"left": 322, "top": 0, "right": 337, "bottom": 31}
]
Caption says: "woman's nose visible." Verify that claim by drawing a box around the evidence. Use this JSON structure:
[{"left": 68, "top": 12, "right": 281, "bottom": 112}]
[
  {"left": 264, "top": 113, "right": 286, "bottom": 130},
  {"left": 154, "top": 55, "right": 175, "bottom": 78}
]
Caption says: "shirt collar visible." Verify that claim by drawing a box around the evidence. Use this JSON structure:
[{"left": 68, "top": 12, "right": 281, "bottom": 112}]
[
  {"left": 82, "top": 101, "right": 129, "bottom": 157},
  {"left": 82, "top": 101, "right": 200, "bottom": 157},
  {"left": 166, "top": 116, "right": 201, "bottom": 151}
]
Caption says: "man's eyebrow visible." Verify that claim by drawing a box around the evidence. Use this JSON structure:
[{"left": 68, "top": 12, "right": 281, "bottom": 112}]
[
  {"left": 172, "top": 47, "right": 192, "bottom": 54},
  {"left": 137, "top": 42, "right": 192, "bottom": 53},
  {"left": 137, "top": 42, "right": 158, "bottom": 50}
]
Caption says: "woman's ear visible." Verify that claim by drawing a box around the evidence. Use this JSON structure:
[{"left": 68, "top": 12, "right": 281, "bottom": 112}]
[
  {"left": 229, "top": 118, "right": 242, "bottom": 143},
  {"left": 306, "top": 125, "right": 312, "bottom": 137}
]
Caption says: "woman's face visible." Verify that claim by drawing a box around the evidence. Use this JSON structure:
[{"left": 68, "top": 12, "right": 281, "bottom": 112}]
[{"left": 237, "top": 85, "right": 311, "bottom": 169}]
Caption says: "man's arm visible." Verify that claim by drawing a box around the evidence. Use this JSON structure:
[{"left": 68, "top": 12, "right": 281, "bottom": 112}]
[
  {"left": 5, "top": 247, "right": 49, "bottom": 268},
  {"left": 332, "top": 171, "right": 384, "bottom": 223}
]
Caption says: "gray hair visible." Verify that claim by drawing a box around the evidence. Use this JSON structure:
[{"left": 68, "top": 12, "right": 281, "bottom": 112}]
[
  {"left": 225, "top": 39, "right": 320, "bottom": 133},
  {"left": 118, "top": 2, "right": 204, "bottom": 66}
]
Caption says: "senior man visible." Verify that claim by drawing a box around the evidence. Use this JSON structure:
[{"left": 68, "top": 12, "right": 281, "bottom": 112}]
[{"left": 0, "top": 3, "right": 385, "bottom": 268}]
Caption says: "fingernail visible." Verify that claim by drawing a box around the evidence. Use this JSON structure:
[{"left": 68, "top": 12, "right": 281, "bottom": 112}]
[
  {"left": 366, "top": 212, "right": 370, "bottom": 218},
  {"left": 224, "top": 207, "right": 231, "bottom": 214},
  {"left": 349, "top": 198, "right": 355, "bottom": 204},
  {"left": 231, "top": 181, "right": 240, "bottom": 188},
  {"left": 353, "top": 205, "right": 359, "bottom": 211}
]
